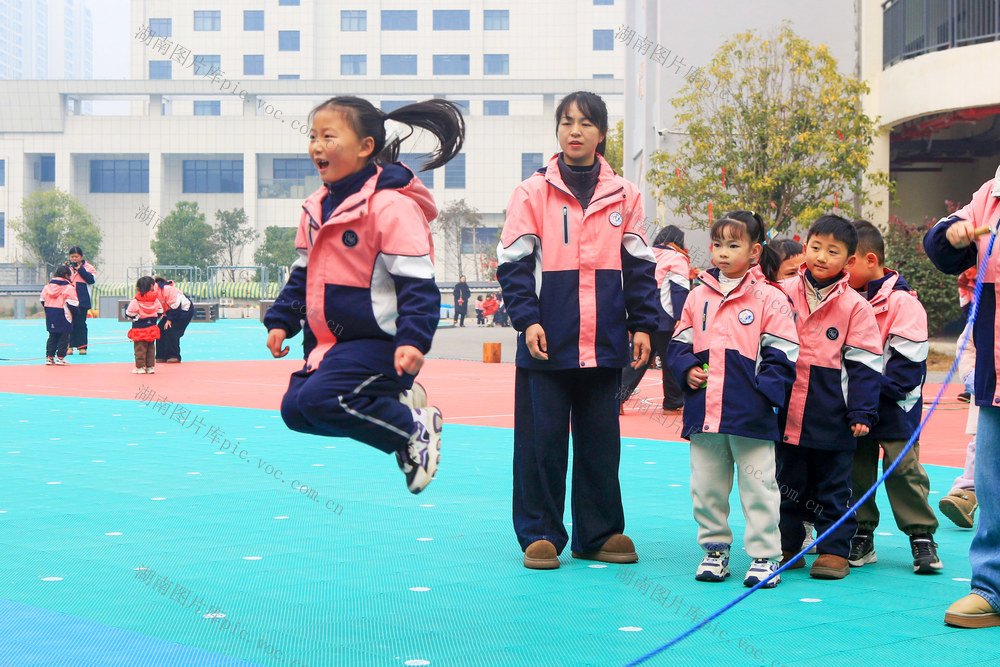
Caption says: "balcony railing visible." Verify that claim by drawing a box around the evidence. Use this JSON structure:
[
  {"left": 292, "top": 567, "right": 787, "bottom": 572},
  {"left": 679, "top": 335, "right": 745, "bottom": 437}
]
[{"left": 883, "top": 0, "right": 1000, "bottom": 67}]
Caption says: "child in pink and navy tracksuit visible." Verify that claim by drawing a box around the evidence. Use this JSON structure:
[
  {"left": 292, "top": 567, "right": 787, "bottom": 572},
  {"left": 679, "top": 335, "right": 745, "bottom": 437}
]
[
  {"left": 125, "top": 276, "right": 163, "bottom": 374},
  {"left": 777, "top": 215, "right": 882, "bottom": 581},
  {"left": 264, "top": 96, "right": 464, "bottom": 495},
  {"left": 40, "top": 265, "right": 80, "bottom": 365},
  {"left": 667, "top": 212, "right": 799, "bottom": 588},
  {"left": 66, "top": 245, "right": 96, "bottom": 355}
]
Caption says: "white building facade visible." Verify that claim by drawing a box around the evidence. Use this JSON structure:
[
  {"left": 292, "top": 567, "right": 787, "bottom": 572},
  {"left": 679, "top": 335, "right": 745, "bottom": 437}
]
[{"left": 0, "top": 1, "right": 627, "bottom": 283}]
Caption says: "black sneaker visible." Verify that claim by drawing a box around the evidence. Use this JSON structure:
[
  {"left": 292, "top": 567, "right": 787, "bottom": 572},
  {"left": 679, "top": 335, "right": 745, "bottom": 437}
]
[
  {"left": 958, "top": 391, "right": 972, "bottom": 403},
  {"left": 910, "top": 534, "right": 943, "bottom": 574},
  {"left": 848, "top": 532, "right": 877, "bottom": 567}
]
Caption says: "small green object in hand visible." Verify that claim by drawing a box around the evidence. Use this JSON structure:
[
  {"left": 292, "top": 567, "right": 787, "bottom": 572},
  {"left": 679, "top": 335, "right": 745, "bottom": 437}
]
[{"left": 700, "top": 363, "right": 709, "bottom": 389}]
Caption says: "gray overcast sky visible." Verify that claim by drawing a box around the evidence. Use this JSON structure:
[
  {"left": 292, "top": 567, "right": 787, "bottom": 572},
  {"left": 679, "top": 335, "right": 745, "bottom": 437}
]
[{"left": 91, "top": 0, "right": 130, "bottom": 79}]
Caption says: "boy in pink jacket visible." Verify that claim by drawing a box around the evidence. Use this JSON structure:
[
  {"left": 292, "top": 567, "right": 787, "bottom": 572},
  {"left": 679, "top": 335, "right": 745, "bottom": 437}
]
[
  {"left": 777, "top": 215, "right": 883, "bottom": 580},
  {"left": 40, "top": 265, "right": 80, "bottom": 365}
]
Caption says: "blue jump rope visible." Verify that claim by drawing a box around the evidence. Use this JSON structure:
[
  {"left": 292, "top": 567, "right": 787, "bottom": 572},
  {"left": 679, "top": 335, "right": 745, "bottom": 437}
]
[{"left": 626, "top": 227, "right": 997, "bottom": 667}]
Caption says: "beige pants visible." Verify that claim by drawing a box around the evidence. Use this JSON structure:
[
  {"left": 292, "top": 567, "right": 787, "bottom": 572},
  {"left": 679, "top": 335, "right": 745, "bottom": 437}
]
[{"left": 690, "top": 432, "right": 781, "bottom": 559}]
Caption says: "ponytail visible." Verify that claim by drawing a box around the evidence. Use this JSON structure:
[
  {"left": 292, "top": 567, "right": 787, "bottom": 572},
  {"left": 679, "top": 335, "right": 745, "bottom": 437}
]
[
  {"left": 758, "top": 244, "right": 782, "bottom": 282},
  {"left": 309, "top": 96, "right": 465, "bottom": 172}
]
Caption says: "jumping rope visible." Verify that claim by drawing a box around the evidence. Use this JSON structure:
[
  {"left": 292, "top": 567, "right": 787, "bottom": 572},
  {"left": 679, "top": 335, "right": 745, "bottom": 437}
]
[{"left": 625, "top": 226, "right": 997, "bottom": 667}]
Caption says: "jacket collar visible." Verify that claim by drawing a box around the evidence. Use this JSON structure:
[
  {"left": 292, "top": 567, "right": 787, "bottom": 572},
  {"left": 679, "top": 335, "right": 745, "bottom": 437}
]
[
  {"left": 542, "top": 153, "right": 623, "bottom": 210},
  {"left": 795, "top": 263, "right": 852, "bottom": 310},
  {"left": 698, "top": 264, "right": 765, "bottom": 299}
]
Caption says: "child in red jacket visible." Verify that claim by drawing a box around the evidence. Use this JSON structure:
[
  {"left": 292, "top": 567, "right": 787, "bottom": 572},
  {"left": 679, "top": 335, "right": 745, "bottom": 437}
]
[
  {"left": 777, "top": 215, "right": 883, "bottom": 580},
  {"left": 667, "top": 212, "right": 799, "bottom": 588},
  {"left": 40, "top": 265, "right": 79, "bottom": 365},
  {"left": 845, "top": 220, "right": 941, "bottom": 574},
  {"left": 125, "top": 276, "right": 163, "bottom": 374}
]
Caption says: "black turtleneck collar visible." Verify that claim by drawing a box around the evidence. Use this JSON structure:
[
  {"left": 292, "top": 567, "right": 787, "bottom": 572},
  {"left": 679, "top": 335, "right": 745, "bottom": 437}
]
[
  {"left": 805, "top": 269, "right": 841, "bottom": 290},
  {"left": 556, "top": 154, "right": 600, "bottom": 211},
  {"left": 322, "top": 163, "right": 377, "bottom": 222}
]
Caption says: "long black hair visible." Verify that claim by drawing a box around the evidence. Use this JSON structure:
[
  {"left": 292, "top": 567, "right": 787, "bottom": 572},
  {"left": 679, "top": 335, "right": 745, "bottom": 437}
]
[
  {"left": 136, "top": 276, "right": 156, "bottom": 296},
  {"left": 309, "top": 96, "right": 465, "bottom": 171},
  {"left": 715, "top": 210, "right": 781, "bottom": 280},
  {"left": 653, "top": 225, "right": 685, "bottom": 249},
  {"left": 554, "top": 91, "right": 609, "bottom": 156}
]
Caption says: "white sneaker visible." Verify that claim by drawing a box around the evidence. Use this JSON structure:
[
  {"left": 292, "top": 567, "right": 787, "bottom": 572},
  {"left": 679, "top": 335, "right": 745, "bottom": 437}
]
[
  {"left": 45, "top": 358, "right": 55, "bottom": 365},
  {"left": 695, "top": 549, "right": 730, "bottom": 582},
  {"left": 398, "top": 382, "right": 428, "bottom": 411},
  {"left": 132, "top": 368, "right": 144, "bottom": 374},
  {"left": 396, "top": 407, "right": 442, "bottom": 494},
  {"left": 802, "top": 522, "right": 817, "bottom": 554},
  {"left": 54, "top": 357, "right": 69, "bottom": 365},
  {"left": 744, "top": 558, "right": 781, "bottom": 588},
  {"left": 144, "top": 367, "right": 155, "bottom": 374}
]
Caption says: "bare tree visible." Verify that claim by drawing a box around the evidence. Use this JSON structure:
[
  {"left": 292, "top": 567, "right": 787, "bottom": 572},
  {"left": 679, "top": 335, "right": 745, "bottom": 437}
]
[{"left": 432, "top": 199, "right": 482, "bottom": 280}]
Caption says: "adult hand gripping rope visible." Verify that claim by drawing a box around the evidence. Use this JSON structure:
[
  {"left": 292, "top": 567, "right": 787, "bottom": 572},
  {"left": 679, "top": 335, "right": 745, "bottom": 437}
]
[{"left": 625, "top": 223, "right": 998, "bottom": 666}]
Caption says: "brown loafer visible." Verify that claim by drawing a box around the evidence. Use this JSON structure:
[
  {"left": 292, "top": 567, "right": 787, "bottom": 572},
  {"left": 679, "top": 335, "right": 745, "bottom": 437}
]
[
  {"left": 524, "top": 539, "right": 560, "bottom": 570},
  {"left": 945, "top": 593, "right": 1000, "bottom": 628},
  {"left": 165, "top": 358, "right": 181, "bottom": 363},
  {"left": 810, "top": 554, "right": 850, "bottom": 579},
  {"left": 940, "top": 490, "right": 977, "bottom": 529},
  {"left": 571, "top": 534, "right": 638, "bottom": 564},
  {"left": 779, "top": 550, "right": 805, "bottom": 570}
]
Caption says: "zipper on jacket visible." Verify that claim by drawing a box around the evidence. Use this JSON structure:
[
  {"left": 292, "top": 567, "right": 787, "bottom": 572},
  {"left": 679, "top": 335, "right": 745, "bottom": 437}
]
[{"left": 562, "top": 206, "right": 569, "bottom": 245}]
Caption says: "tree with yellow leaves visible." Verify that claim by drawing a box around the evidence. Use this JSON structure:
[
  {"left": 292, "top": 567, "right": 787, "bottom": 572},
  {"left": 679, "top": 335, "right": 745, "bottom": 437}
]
[{"left": 648, "top": 23, "right": 890, "bottom": 232}]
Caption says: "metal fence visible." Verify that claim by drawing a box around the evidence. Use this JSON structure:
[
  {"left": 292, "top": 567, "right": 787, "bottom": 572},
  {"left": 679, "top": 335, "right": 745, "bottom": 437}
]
[{"left": 884, "top": 0, "right": 1000, "bottom": 67}]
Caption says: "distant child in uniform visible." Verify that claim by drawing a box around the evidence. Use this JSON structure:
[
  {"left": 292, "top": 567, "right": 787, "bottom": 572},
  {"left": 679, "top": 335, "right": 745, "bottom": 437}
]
[
  {"left": 264, "top": 96, "right": 465, "bottom": 495},
  {"left": 125, "top": 276, "right": 163, "bottom": 374},
  {"left": 777, "top": 215, "right": 882, "bottom": 580},
  {"left": 40, "top": 265, "right": 79, "bottom": 365},
  {"left": 667, "top": 211, "right": 799, "bottom": 588}
]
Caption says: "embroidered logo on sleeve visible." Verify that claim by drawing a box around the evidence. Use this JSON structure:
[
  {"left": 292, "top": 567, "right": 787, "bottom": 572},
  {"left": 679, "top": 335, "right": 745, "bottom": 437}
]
[{"left": 738, "top": 309, "right": 754, "bottom": 325}]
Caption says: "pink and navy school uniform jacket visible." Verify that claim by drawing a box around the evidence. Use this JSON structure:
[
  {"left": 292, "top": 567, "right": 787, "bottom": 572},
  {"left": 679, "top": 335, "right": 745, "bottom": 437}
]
[
  {"left": 496, "top": 153, "right": 658, "bottom": 370},
  {"left": 653, "top": 243, "right": 690, "bottom": 333},
  {"left": 778, "top": 268, "right": 883, "bottom": 450},
  {"left": 69, "top": 261, "right": 97, "bottom": 311},
  {"left": 924, "top": 177, "right": 1000, "bottom": 409},
  {"left": 126, "top": 290, "right": 163, "bottom": 341},
  {"left": 40, "top": 278, "right": 79, "bottom": 334},
  {"left": 864, "top": 270, "right": 928, "bottom": 440},
  {"left": 666, "top": 264, "right": 799, "bottom": 441},
  {"left": 263, "top": 162, "right": 440, "bottom": 380},
  {"left": 155, "top": 281, "right": 192, "bottom": 321}
]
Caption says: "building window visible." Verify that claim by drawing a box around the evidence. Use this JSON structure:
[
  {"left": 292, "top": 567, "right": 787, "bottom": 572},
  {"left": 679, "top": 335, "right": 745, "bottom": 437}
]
[
  {"left": 193, "top": 101, "right": 221, "bottom": 116},
  {"left": 278, "top": 30, "right": 300, "bottom": 51},
  {"left": 382, "top": 10, "right": 417, "bottom": 30},
  {"left": 593, "top": 73, "right": 614, "bottom": 79},
  {"left": 0, "top": 159, "right": 5, "bottom": 186},
  {"left": 193, "top": 54, "right": 220, "bottom": 76},
  {"left": 445, "top": 153, "right": 465, "bottom": 188},
  {"left": 341, "top": 54, "right": 366, "bottom": 76},
  {"left": 244, "top": 55, "right": 264, "bottom": 76},
  {"left": 193, "top": 10, "right": 221, "bottom": 31},
  {"left": 243, "top": 10, "right": 263, "bottom": 31},
  {"left": 433, "top": 54, "right": 469, "bottom": 75},
  {"left": 381, "top": 100, "right": 415, "bottom": 113},
  {"left": 278, "top": 74, "right": 299, "bottom": 79},
  {"left": 89, "top": 159, "right": 149, "bottom": 193},
  {"left": 594, "top": 0, "right": 614, "bottom": 4},
  {"left": 381, "top": 55, "right": 417, "bottom": 75},
  {"left": 149, "top": 60, "right": 171, "bottom": 79},
  {"left": 273, "top": 158, "right": 314, "bottom": 179},
  {"left": 484, "top": 100, "right": 509, "bottom": 116},
  {"left": 433, "top": 10, "right": 469, "bottom": 30},
  {"left": 0, "top": 212, "right": 4, "bottom": 247},
  {"left": 183, "top": 159, "right": 243, "bottom": 193},
  {"left": 38, "top": 155, "right": 55, "bottom": 182},
  {"left": 593, "top": 29, "right": 614, "bottom": 50},
  {"left": 484, "top": 54, "right": 509, "bottom": 75},
  {"left": 484, "top": 10, "right": 509, "bottom": 31},
  {"left": 149, "top": 18, "right": 171, "bottom": 37},
  {"left": 398, "top": 153, "right": 433, "bottom": 188},
  {"left": 462, "top": 227, "right": 500, "bottom": 253},
  {"left": 521, "top": 153, "right": 543, "bottom": 180},
  {"left": 341, "top": 10, "right": 366, "bottom": 31},
  {"left": 279, "top": 0, "right": 300, "bottom": 5}
]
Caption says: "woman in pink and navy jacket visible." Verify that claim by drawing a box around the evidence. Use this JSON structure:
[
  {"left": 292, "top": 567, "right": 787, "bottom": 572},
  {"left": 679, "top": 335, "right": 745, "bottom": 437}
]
[
  {"left": 66, "top": 246, "right": 96, "bottom": 355},
  {"left": 40, "top": 264, "right": 80, "bottom": 364},
  {"left": 497, "top": 91, "right": 658, "bottom": 570},
  {"left": 924, "top": 171, "right": 1000, "bottom": 627},
  {"left": 265, "top": 97, "right": 464, "bottom": 496},
  {"left": 153, "top": 276, "right": 193, "bottom": 363}
]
